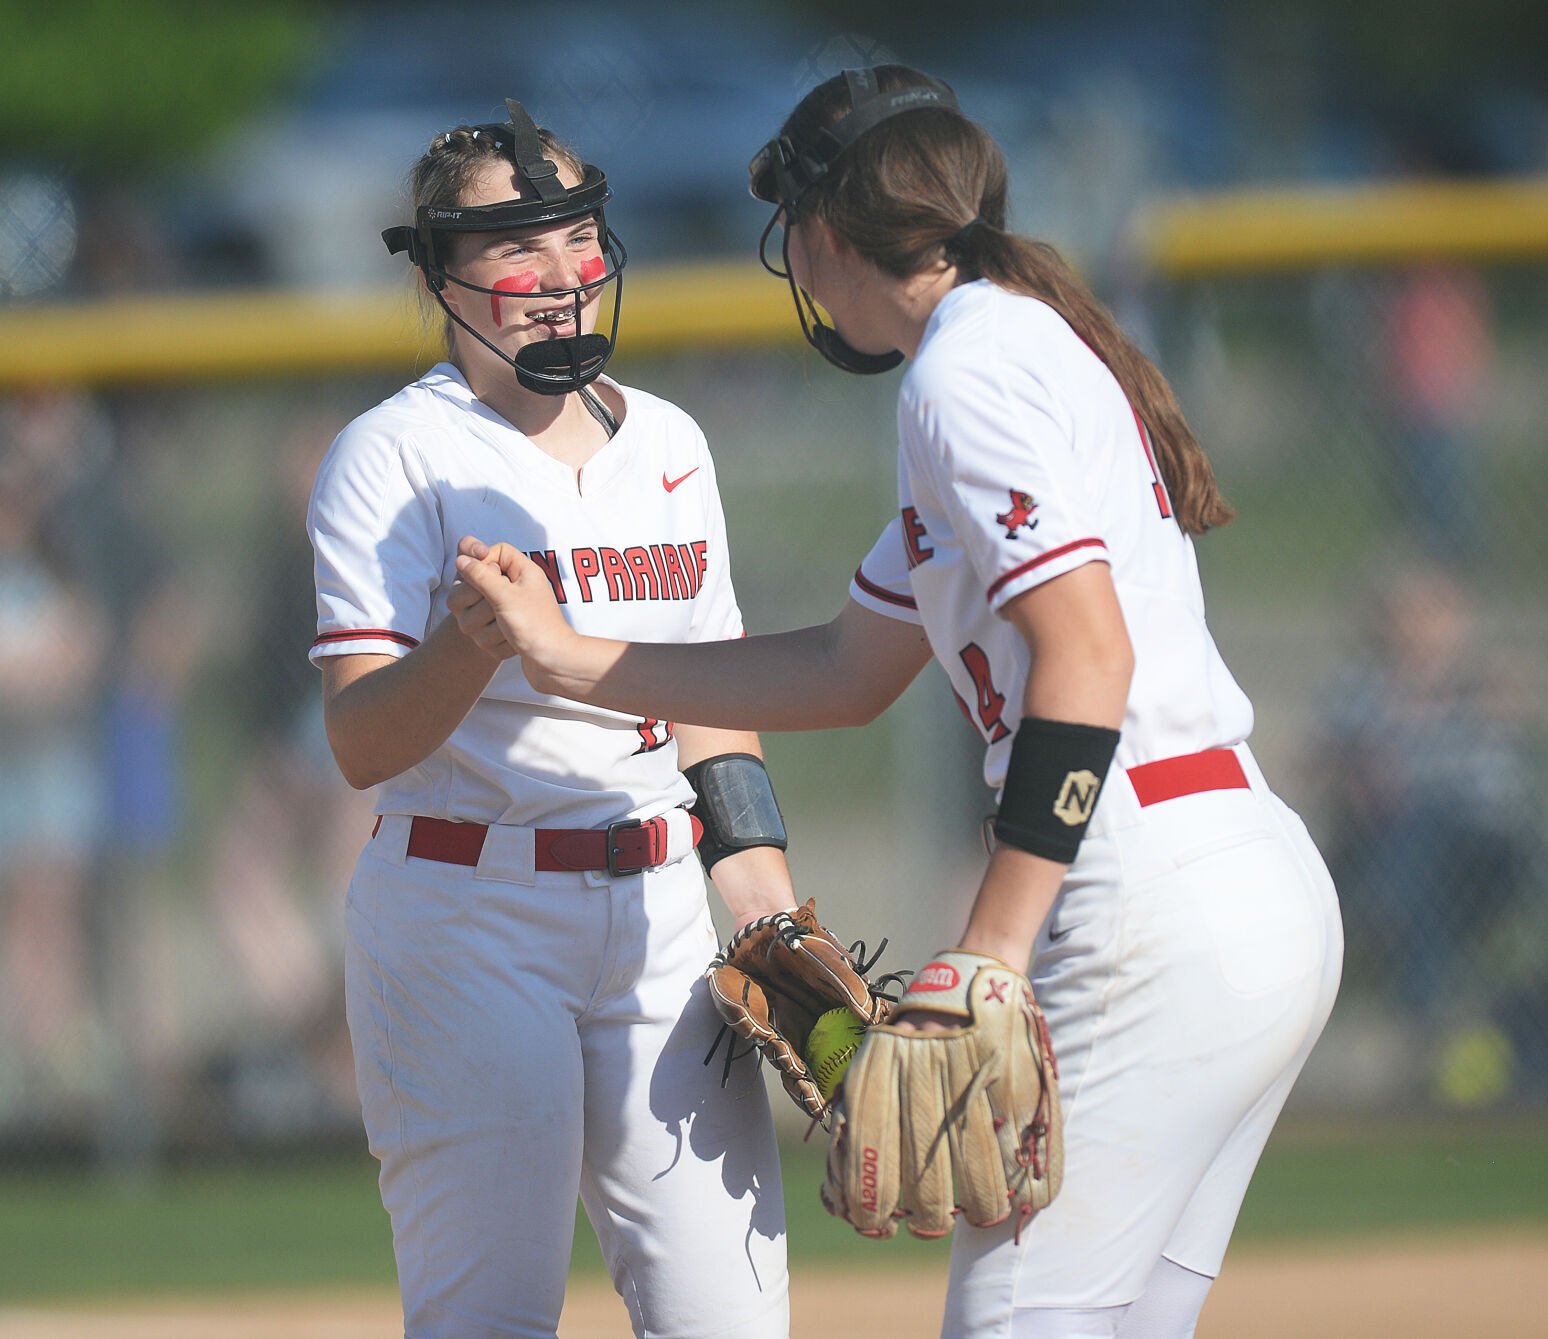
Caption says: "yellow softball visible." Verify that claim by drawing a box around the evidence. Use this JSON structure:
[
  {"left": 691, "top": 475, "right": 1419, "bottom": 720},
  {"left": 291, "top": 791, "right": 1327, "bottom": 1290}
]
[{"left": 804, "top": 1007, "right": 868, "bottom": 1103}]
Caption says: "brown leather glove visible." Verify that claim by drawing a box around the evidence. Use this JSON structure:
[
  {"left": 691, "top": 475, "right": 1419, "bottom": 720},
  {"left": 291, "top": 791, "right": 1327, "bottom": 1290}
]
[{"left": 705, "top": 899, "right": 895, "bottom": 1120}]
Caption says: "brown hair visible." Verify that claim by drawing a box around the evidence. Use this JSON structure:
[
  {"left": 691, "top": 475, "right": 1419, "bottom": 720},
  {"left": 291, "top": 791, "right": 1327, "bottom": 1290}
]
[
  {"left": 404, "top": 121, "right": 586, "bottom": 351},
  {"left": 784, "top": 67, "right": 1233, "bottom": 534}
]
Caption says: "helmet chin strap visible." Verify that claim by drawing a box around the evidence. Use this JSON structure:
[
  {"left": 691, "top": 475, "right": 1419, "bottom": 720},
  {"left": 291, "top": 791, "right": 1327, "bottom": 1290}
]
[{"left": 782, "top": 228, "right": 902, "bottom": 375}]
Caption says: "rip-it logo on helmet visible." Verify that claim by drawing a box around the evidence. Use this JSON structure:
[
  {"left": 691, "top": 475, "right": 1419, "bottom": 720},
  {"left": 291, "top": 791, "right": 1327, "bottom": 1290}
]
[
  {"left": 382, "top": 98, "right": 628, "bottom": 396},
  {"left": 748, "top": 67, "right": 958, "bottom": 375}
]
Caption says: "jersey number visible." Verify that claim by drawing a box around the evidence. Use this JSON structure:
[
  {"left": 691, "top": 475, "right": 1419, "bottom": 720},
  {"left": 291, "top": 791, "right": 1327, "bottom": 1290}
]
[
  {"left": 958, "top": 644, "right": 1011, "bottom": 742},
  {"left": 634, "top": 718, "right": 674, "bottom": 754}
]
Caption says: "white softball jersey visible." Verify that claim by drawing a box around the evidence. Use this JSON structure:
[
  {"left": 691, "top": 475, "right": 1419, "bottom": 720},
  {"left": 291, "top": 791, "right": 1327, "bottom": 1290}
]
[
  {"left": 849, "top": 279, "right": 1255, "bottom": 792},
  {"left": 846, "top": 281, "right": 1341, "bottom": 1324},
  {"left": 308, "top": 363, "right": 741, "bottom": 829},
  {"left": 309, "top": 365, "right": 789, "bottom": 1338}
]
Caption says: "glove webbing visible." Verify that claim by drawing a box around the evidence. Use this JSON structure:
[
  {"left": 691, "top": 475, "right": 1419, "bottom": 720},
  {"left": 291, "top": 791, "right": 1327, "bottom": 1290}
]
[{"left": 701, "top": 912, "right": 908, "bottom": 1090}]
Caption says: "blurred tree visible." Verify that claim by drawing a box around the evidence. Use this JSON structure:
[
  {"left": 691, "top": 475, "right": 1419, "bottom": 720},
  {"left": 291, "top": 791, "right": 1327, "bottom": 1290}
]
[{"left": 0, "top": 0, "right": 327, "bottom": 179}]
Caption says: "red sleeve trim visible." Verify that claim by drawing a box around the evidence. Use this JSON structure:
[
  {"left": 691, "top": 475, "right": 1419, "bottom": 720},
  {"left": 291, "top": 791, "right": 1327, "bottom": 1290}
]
[
  {"left": 985, "top": 538, "right": 1107, "bottom": 602},
  {"left": 312, "top": 628, "right": 421, "bottom": 650},
  {"left": 853, "top": 566, "right": 918, "bottom": 610}
]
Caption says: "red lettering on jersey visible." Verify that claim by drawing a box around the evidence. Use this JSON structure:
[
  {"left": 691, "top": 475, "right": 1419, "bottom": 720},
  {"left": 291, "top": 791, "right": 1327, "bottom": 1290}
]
[
  {"left": 525, "top": 549, "right": 568, "bottom": 604},
  {"left": 600, "top": 547, "right": 632, "bottom": 601},
  {"left": 959, "top": 642, "right": 1012, "bottom": 742},
  {"left": 634, "top": 717, "right": 674, "bottom": 754},
  {"left": 571, "top": 547, "right": 600, "bottom": 603},
  {"left": 901, "top": 506, "right": 934, "bottom": 568},
  {"left": 690, "top": 541, "right": 709, "bottom": 591},
  {"left": 647, "top": 544, "right": 673, "bottom": 599},
  {"left": 660, "top": 543, "right": 689, "bottom": 600},
  {"left": 676, "top": 543, "right": 701, "bottom": 597},
  {"left": 625, "top": 546, "right": 659, "bottom": 599}
]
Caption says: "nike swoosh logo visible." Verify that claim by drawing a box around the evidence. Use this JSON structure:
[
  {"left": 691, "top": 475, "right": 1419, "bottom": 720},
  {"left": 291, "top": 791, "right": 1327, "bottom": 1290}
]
[
  {"left": 1048, "top": 925, "right": 1075, "bottom": 943},
  {"left": 663, "top": 467, "right": 700, "bottom": 492}
]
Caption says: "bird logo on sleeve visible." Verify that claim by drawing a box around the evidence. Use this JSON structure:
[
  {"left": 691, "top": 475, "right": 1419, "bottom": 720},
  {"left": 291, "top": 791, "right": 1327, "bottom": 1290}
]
[{"left": 996, "top": 489, "right": 1039, "bottom": 539}]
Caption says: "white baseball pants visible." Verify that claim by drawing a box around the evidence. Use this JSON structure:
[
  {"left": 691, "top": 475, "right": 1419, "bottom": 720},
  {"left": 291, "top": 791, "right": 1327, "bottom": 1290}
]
[
  {"left": 943, "top": 745, "right": 1343, "bottom": 1338},
  {"left": 345, "top": 818, "right": 789, "bottom": 1339}
]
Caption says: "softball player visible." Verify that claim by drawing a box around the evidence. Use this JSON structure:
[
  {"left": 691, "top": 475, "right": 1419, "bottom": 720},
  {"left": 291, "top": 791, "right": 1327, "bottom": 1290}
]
[
  {"left": 307, "top": 103, "right": 792, "bottom": 1339},
  {"left": 450, "top": 68, "right": 1345, "bottom": 1339}
]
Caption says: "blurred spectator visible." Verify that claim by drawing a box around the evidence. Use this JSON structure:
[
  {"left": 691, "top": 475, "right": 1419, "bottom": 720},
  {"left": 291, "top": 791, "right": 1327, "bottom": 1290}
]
[
  {"left": 1380, "top": 264, "right": 1493, "bottom": 562},
  {"left": 0, "top": 392, "right": 111, "bottom": 1120},
  {"left": 1314, "top": 561, "right": 1542, "bottom": 1025},
  {"left": 200, "top": 414, "right": 370, "bottom": 1134}
]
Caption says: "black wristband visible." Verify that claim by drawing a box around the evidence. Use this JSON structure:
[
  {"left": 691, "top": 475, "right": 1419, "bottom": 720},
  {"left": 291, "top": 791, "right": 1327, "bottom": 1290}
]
[
  {"left": 992, "top": 718, "right": 1121, "bottom": 864},
  {"left": 683, "top": 753, "right": 788, "bottom": 873}
]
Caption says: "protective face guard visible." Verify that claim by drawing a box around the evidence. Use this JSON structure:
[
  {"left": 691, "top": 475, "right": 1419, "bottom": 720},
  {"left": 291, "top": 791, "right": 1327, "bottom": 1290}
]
[
  {"left": 748, "top": 68, "right": 959, "bottom": 376},
  {"left": 382, "top": 98, "right": 628, "bottom": 395}
]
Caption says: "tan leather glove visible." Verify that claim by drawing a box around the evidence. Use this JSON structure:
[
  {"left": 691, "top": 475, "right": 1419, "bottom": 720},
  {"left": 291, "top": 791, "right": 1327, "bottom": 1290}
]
[{"left": 821, "top": 949, "right": 1062, "bottom": 1238}]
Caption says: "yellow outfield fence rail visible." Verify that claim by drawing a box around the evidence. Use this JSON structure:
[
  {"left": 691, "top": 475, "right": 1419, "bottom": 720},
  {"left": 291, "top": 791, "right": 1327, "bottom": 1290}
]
[
  {"left": 0, "top": 260, "right": 801, "bottom": 389},
  {"left": 2, "top": 176, "right": 1546, "bottom": 389},
  {"left": 1136, "top": 174, "right": 1548, "bottom": 276}
]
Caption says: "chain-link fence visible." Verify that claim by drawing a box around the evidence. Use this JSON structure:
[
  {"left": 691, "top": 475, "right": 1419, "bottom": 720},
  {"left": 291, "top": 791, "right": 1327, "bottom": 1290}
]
[
  {"left": 1, "top": 251, "right": 1544, "bottom": 1175},
  {"left": 1145, "top": 260, "right": 1548, "bottom": 1115}
]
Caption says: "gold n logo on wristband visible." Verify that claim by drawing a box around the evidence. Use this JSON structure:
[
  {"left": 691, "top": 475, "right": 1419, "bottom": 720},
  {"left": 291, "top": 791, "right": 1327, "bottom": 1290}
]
[{"left": 1052, "top": 770, "right": 1102, "bottom": 826}]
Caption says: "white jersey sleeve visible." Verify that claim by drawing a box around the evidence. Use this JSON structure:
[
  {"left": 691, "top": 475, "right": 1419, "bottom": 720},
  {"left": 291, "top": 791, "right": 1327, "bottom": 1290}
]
[
  {"left": 308, "top": 420, "right": 441, "bottom": 661},
  {"left": 849, "top": 519, "right": 924, "bottom": 624},
  {"left": 683, "top": 435, "right": 745, "bottom": 643},
  {"left": 900, "top": 352, "right": 1110, "bottom": 615}
]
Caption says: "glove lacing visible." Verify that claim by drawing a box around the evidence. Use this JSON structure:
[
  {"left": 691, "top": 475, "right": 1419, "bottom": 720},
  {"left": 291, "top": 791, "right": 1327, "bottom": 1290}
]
[{"left": 701, "top": 914, "right": 908, "bottom": 1092}]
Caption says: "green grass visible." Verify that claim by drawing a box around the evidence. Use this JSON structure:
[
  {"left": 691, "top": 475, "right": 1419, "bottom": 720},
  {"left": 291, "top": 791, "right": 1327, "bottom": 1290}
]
[{"left": 0, "top": 1122, "right": 1543, "bottom": 1302}]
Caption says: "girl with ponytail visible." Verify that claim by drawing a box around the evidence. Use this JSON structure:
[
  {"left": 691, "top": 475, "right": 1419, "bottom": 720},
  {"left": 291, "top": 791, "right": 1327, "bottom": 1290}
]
[{"left": 450, "top": 66, "right": 1342, "bottom": 1339}]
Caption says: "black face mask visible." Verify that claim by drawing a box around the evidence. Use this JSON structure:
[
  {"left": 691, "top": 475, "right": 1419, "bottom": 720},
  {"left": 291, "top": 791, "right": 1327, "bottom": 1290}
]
[
  {"left": 383, "top": 99, "right": 629, "bottom": 395},
  {"left": 756, "top": 208, "right": 903, "bottom": 374},
  {"left": 747, "top": 68, "right": 959, "bottom": 376}
]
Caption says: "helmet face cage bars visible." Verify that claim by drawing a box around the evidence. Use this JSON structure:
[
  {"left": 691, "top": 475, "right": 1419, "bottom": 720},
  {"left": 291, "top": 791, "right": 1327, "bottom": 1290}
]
[
  {"left": 748, "top": 68, "right": 959, "bottom": 375},
  {"left": 383, "top": 98, "right": 628, "bottom": 395}
]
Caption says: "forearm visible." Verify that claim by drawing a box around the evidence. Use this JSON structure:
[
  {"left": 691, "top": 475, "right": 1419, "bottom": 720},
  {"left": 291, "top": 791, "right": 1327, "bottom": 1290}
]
[
  {"left": 957, "top": 845, "right": 1066, "bottom": 969},
  {"left": 323, "top": 617, "right": 501, "bottom": 788},
  {"left": 538, "top": 624, "right": 886, "bottom": 731},
  {"left": 956, "top": 572, "right": 1133, "bottom": 967},
  {"left": 708, "top": 844, "right": 799, "bottom": 929},
  {"left": 456, "top": 543, "right": 930, "bottom": 730},
  {"left": 676, "top": 724, "right": 799, "bottom": 927}
]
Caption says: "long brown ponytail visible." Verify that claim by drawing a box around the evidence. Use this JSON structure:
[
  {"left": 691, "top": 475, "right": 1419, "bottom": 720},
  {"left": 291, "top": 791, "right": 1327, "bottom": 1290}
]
[{"left": 783, "top": 67, "right": 1233, "bottom": 534}]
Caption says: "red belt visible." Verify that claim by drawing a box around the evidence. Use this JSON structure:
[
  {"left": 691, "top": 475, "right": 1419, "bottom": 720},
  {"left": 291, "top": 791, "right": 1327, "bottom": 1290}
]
[
  {"left": 377, "top": 812, "right": 702, "bottom": 877},
  {"left": 1127, "top": 748, "right": 1249, "bottom": 807}
]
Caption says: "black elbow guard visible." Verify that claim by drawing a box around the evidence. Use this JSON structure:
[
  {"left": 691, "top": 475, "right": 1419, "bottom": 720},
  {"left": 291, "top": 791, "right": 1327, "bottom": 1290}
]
[{"left": 682, "top": 753, "right": 789, "bottom": 872}]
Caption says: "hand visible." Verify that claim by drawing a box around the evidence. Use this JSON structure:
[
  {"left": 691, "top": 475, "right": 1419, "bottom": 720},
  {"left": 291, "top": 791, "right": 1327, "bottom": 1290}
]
[
  {"left": 882, "top": 1008, "right": 963, "bottom": 1035},
  {"left": 445, "top": 540, "right": 519, "bottom": 661},
  {"left": 450, "top": 536, "right": 575, "bottom": 680}
]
